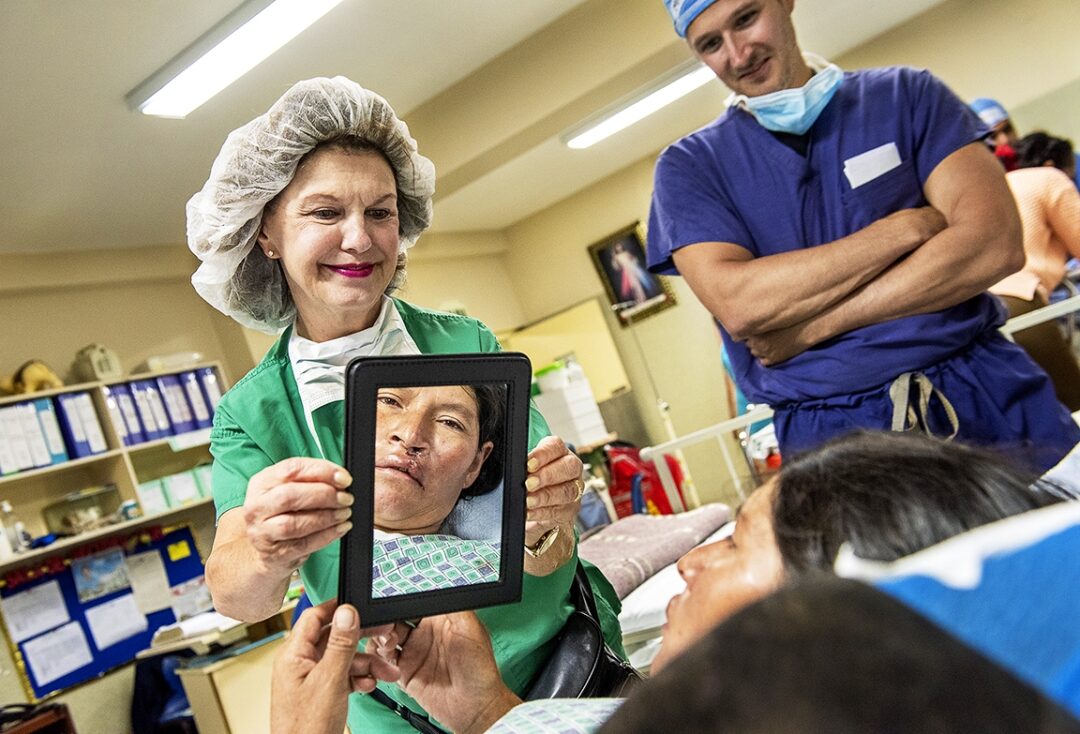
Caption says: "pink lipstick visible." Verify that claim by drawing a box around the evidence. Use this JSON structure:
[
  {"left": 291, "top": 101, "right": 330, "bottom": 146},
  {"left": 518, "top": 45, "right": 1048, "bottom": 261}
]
[{"left": 326, "top": 263, "right": 375, "bottom": 278}]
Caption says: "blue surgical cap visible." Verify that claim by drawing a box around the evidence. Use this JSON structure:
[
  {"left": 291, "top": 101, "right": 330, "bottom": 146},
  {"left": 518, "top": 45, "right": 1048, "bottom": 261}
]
[
  {"left": 969, "top": 97, "right": 1010, "bottom": 128},
  {"left": 664, "top": 0, "right": 719, "bottom": 38}
]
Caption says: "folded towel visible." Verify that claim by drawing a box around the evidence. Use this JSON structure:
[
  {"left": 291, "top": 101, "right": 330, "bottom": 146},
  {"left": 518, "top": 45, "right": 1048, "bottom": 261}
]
[{"left": 579, "top": 504, "right": 732, "bottom": 599}]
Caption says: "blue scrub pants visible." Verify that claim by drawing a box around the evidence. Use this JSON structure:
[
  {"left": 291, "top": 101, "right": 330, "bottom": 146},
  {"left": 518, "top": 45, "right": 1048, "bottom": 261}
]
[{"left": 772, "top": 332, "right": 1080, "bottom": 474}]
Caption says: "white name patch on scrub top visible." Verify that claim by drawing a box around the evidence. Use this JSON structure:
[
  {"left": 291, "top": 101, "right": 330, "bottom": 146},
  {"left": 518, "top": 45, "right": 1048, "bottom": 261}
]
[{"left": 844, "top": 142, "right": 902, "bottom": 189}]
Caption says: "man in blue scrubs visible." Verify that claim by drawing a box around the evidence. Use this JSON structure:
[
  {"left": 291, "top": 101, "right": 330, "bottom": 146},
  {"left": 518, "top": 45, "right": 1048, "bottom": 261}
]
[{"left": 648, "top": 0, "right": 1080, "bottom": 471}]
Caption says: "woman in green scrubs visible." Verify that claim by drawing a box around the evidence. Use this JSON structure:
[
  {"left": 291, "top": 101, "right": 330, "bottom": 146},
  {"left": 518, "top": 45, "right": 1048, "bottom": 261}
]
[{"left": 185, "top": 76, "right": 624, "bottom": 732}]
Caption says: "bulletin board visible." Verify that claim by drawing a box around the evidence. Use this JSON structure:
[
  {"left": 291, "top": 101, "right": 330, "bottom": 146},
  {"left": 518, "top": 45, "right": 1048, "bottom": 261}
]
[{"left": 0, "top": 525, "right": 206, "bottom": 702}]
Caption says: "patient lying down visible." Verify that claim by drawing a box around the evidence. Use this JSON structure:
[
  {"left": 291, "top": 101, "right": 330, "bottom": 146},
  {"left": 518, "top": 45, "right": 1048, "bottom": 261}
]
[{"left": 271, "top": 430, "right": 1073, "bottom": 734}]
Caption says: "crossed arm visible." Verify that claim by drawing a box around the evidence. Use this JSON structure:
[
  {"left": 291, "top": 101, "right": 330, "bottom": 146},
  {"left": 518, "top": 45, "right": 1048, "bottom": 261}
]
[{"left": 673, "top": 143, "right": 1024, "bottom": 365}]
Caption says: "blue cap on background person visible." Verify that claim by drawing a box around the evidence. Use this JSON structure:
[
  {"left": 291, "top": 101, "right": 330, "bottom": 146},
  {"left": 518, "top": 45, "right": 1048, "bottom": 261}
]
[
  {"left": 664, "top": 0, "right": 719, "bottom": 37},
  {"left": 969, "top": 97, "right": 1010, "bottom": 128}
]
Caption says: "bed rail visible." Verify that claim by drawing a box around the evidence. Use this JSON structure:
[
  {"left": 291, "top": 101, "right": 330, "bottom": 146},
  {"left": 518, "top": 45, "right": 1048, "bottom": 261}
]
[{"left": 640, "top": 294, "right": 1080, "bottom": 509}]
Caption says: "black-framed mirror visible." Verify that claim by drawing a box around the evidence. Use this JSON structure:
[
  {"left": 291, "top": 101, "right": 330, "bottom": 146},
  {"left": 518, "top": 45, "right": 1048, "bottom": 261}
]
[{"left": 338, "top": 353, "right": 531, "bottom": 626}]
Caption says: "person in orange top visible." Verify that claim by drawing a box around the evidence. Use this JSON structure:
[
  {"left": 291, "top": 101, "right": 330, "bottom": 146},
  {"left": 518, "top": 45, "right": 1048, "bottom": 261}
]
[{"left": 991, "top": 132, "right": 1080, "bottom": 410}]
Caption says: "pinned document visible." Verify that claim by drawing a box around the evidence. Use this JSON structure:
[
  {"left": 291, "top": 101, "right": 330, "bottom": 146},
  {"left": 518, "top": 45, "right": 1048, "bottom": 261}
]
[
  {"left": 0, "top": 580, "right": 70, "bottom": 643},
  {"left": 85, "top": 594, "right": 148, "bottom": 650},
  {"left": 126, "top": 551, "right": 172, "bottom": 614},
  {"left": 23, "top": 622, "right": 93, "bottom": 686}
]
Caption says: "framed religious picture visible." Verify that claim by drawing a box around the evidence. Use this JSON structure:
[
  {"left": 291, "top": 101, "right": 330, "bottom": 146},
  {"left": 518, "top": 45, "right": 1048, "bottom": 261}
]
[{"left": 587, "top": 223, "right": 676, "bottom": 327}]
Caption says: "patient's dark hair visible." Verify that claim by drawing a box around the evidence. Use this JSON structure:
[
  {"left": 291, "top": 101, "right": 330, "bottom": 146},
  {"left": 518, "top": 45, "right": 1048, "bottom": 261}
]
[
  {"left": 601, "top": 577, "right": 1080, "bottom": 734},
  {"left": 771, "top": 430, "right": 1067, "bottom": 576},
  {"left": 460, "top": 383, "right": 506, "bottom": 498},
  {"left": 1015, "top": 131, "right": 1074, "bottom": 171}
]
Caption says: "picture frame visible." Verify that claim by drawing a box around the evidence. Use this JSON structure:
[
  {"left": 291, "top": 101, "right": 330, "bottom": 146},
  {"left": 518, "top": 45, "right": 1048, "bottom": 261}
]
[
  {"left": 587, "top": 223, "right": 676, "bottom": 327},
  {"left": 339, "top": 353, "right": 532, "bottom": 626}
]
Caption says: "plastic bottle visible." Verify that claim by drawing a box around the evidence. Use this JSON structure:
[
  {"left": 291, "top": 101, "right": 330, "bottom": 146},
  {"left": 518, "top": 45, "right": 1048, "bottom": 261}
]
[
  {"left": 0, "top": 501, "right": 29, "bottom": 553},
  {"left": 0, "top": 515, "right": 12, "bottom": 561},
  {"left": 13, "top": 521, "right": 32, "bottom": 551}
]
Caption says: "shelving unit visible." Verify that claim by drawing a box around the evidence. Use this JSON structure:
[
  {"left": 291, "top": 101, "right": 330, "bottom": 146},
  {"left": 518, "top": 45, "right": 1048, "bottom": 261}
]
[
  {"left": 0, "top": 498, "right": 215, "bottom": 577},
  {"left": 0, "top": 363, "right": 227, "bottom": 561}
]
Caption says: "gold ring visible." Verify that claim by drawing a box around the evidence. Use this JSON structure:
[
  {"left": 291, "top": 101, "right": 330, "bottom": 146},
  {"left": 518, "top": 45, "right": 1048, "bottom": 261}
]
[{"left": 573, "top": 478, "right": 585, "bottom": 501}]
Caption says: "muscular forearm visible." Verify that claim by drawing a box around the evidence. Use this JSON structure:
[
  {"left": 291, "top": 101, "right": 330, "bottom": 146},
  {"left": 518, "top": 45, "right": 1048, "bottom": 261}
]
[
  {"left": 678, "top": 208, "right": 940, "bottom": 340},
  {"left": 206, "top": 539, "right": 292, "bottom": 622},
  {"left": 794, "top": 221, "right": 1023, "bottom": 347}
]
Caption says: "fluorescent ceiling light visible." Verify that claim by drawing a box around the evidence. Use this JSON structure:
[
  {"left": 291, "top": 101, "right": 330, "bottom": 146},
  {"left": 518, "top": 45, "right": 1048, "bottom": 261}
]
[
  {"left": 565, "top": 64, "right": 716, "bottom": 150},
  {"left": 126, "top": 0, "right": 345, "bottom": 118}
]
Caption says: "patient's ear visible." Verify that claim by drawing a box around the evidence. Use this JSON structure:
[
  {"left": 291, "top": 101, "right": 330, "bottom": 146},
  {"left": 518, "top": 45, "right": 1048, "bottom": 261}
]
[{"left": 463, "top": 441, "right": 495, "bottom": 488}]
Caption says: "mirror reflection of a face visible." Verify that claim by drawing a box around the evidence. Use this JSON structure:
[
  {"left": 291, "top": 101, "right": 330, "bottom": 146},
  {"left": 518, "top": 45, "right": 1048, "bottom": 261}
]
[{"left": 371, "top": 383, "right": 507, "bottom": 598}]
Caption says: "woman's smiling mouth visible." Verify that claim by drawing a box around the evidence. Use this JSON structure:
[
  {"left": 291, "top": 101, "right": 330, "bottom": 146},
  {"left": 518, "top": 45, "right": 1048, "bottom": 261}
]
[{"left": 325, "top": 262, "right": 375, "bottom": 278}]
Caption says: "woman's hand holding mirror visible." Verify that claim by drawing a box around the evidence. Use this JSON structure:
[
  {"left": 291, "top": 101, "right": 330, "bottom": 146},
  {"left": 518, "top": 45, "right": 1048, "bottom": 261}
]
[
  {"left": 243, "top": 457, "right": 355, "bottom": 575},
  {"left": 523, "top": 436, "right": 583, "bottom": 574}
]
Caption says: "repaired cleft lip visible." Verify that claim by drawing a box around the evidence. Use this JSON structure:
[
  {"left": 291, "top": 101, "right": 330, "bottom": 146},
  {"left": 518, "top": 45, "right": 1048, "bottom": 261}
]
[{"left": 377, "top": 454, "right": 423, "bottom": 485}]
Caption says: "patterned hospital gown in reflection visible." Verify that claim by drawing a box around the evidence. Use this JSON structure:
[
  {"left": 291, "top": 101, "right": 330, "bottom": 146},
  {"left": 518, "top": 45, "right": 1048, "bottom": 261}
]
[{"left": 373, "top": 534, "right": 501, "bottom": 597}]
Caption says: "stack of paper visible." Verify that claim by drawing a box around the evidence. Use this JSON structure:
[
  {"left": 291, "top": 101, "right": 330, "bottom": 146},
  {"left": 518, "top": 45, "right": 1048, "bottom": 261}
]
[{"left": 152, "top": 611, "right": 243, "bottom": 646}]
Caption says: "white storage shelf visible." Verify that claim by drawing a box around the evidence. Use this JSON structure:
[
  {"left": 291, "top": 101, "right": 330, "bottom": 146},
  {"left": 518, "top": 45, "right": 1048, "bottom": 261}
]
[
  {"left": 0, "top": 498, "right": 215, "bottom": 577},
  {"left": 0, "top": 363, "right": 226, "bottom": 546}
]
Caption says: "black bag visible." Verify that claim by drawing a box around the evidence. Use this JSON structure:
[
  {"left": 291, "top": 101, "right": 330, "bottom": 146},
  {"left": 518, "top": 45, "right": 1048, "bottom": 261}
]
[
  {"left": 371, "top": 562, "right": 643, "bottom": 733},
  {"left": 524, "top": 561, "right": 644, "bottom": 700}
]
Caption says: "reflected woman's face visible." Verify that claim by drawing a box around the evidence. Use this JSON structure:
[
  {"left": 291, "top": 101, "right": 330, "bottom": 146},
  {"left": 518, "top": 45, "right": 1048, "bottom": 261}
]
[
  {"left": 651, "top": 479, "right": 785, "bottom": 672},
  {"left": 257, "top": 146, "right": 401, "bottom": 342},
  {"left": 373, "top": 386, "right": 493, "bottom": 534}
]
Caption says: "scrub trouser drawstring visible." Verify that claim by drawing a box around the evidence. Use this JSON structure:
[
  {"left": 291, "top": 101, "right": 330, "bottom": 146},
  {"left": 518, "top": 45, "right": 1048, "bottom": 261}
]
[{"left": 888, "top": 371, "right": 960, "bottom": 440}]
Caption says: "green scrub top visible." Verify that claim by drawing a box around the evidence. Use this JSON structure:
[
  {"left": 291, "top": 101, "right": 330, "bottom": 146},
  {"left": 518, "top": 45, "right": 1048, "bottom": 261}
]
[{"left": 209, "top": 299, "right": 624, "bottom": 732}]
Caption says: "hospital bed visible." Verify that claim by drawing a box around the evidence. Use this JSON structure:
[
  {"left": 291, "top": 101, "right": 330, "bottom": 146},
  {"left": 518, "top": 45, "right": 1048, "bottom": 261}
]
[
  {"left": 605, "top": 293, "right": 1080, "bottom": 671},
  {"left": 577, "top": 508, "right": 734, "bottom": 673}
]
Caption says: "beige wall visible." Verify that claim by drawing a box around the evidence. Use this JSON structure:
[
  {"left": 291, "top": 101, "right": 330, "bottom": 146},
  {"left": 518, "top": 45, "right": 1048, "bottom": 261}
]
[
  {"left": 503, "top": 157, "right": 743, "bottom": 505},
  {"left": 403, "top": 254, "right": 526, "bottom": 333},
  {"left": 1011, "top": 75, "right": 1080, "bottom": 144},
  {"left": 0, "top": 247, "right": 258, "bottom": 383},
  {"left": 835, "top": 0, "right": 1078, "bottom": 108}
]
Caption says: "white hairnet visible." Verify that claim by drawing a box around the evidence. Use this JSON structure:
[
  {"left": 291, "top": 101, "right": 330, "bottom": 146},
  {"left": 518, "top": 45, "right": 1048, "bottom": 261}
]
[{"left": 186, "top": 76, "right": 436, "bottom": 333}]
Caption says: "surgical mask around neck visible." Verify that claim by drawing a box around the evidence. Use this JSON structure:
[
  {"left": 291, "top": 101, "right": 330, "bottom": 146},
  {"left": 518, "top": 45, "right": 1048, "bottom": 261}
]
[
  {"left": 289, "top": 298, "right": 420, "bottom": 455},
  {"left": 725, "top": 53, "right": 843, "bottom": 135}
]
